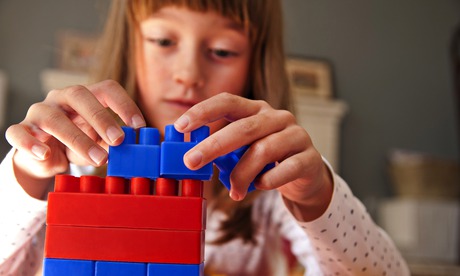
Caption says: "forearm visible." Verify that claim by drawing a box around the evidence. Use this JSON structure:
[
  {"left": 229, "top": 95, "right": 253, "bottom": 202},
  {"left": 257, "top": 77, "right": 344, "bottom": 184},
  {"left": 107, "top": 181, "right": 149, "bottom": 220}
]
[
  {"left": 0, "top": 148, "right": 48, "bottom": 275},
  {"left": 12, "top": 149, "right": 54, "bottom": 200},
  {"left": 282, "top": 161, "right": 333, "bottom": 222},
  {"left": 294, "top": 173, "right": 410, "bottom": 275}
]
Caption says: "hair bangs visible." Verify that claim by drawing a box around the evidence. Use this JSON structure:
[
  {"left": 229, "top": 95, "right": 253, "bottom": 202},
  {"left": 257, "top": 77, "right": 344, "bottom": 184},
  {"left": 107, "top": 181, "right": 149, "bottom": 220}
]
[{"left": 128, "top": 0, "right": 250, "bottom": 28}]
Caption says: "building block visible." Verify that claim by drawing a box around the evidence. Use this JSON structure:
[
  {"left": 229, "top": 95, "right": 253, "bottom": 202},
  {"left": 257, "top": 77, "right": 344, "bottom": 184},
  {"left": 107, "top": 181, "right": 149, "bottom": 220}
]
[
  {"left": 42, "top": 124, "right": 279, "bottom": 276},
  {"left": 95, "top": 261, "right": 147, "bottom": 276},
  {"left": 45, "top": 225, "right": 204, "bottom": 264},
  {"left": 54, "top": 174, "right": 80, "bottom": 192},
  {"left": 182, "top": 179, "right": 204, "bottom": 197},
  {"left": 214, "top": 146, "right": 276, "bottom": 192},
  {"left": 108, "top": 127, "right": 161, "bottom": 179},
  {"left": 147, "top": 262, "right": 204, "bottom": 276},
  {"left": 80, "top": 175, "right": 106, "bottom": 193},
  {"left": 46, "top": 191, "right": 206, "bottom": 231},
  {"left": 47, "top": 175, "right": 206, "bottom": 230},
  {"left": 160, "top": 125, "right": 213, "bottom": 180},
  {"left": 155, "top": 177, "right": 179, "bottom": 196},
  {"left": 43, "top": 258, "right": 94, "bottom": 276},
  {"left": 105, "top": 176, "right": 128, "bottom": 194},
  {"left": 130, "top": 177, "right": 152, "bottom": 195}
]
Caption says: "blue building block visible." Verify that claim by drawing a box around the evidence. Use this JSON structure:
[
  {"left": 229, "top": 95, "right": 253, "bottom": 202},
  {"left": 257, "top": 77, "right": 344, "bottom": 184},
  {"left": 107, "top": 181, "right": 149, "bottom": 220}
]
[
  {"left": 95, "top": 261, "right": 146, "bottom": 276},
  {"left": 147, "top": 262, "right": 204, "bottom": 276},
  {"left": 43, "top": 258, "right": 94, "bottom": 276},
  {"left": 160, "top": 125, "right": 213, "bottom": 180},
  {"left": 214, "top": 146, "right": 276, "bottom": 192},
  {"left": 108, "top": 127, "right": 161, "bottom": 179}
]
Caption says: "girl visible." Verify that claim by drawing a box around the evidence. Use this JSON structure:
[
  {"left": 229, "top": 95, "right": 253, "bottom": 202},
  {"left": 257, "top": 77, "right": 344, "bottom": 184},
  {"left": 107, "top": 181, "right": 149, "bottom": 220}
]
[{"left": 0, "top": 0, "right": 409, "bottom": 275}]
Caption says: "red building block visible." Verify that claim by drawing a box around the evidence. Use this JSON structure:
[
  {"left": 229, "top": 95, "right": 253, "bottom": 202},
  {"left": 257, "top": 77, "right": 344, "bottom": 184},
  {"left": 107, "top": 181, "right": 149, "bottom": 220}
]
[
  {"left": 182, "top": 179, "right": 204, "bottom": 197},
  {"left": 105, "top": 176, "right": 128, "bottom": 194},
  {"left": 54, "top": 175, "right": 80, "bottom": 192},
  {"left": 155, "top": 178, "right": 179, "bottom": 196},
  {"left": 55, "top": 175, "right": 112, "bottom": 194},
  {"left": 130, "top": 177, "right": 152, "bottom": 195},
  {"left": 80, "top": 176, "right": 105, "bottom": 193},
  {"left": 46, "top": 192, "right": 206, "bottom": 230},
  {"left": 44, "top": 225, "right": 204, "bottom": 264},
  {"left": 47, "top": 176, "right": 206, "bottom": 230}
]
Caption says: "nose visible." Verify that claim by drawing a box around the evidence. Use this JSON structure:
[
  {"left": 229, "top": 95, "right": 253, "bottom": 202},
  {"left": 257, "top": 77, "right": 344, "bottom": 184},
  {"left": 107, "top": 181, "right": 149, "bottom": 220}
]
[{"left": 173, "top": 51, "right": 205, "bottom": 89}]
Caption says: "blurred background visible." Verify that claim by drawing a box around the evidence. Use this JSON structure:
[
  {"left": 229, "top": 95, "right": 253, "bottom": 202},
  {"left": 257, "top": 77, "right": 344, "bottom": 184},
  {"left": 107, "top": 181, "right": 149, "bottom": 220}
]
[{"left": 0, "top": 0, "right": 459, "bottom": 275}]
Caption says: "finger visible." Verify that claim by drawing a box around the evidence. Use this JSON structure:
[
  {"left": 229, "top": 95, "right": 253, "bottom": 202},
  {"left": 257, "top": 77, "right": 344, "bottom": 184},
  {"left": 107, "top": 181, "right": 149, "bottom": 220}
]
[
  {"left": 5, "top": 124, "right": 51, "bottom": 161},
  {"left": 45, "top": 84, "right": 126, "bottom": 146},
  {"left": 183, "top": 109, "right": 296, "bottom": 170},
  {"left": 229, "top": 125, "right": 308, "bottom": 200},
  {"left": 88, "top": 80, "right": 146, "bottom": 128},
  {"left": 259, "top": 150, "right": 316, "bottom": 190},
  {"left": 174, "top": 93, "right": 269, "bottom": 132},
  {"left": 27, "top": 104, "right": 108, "bottom": 166},
  {"left": 66, "top": 147, "right": 94, "bottom": 166}
]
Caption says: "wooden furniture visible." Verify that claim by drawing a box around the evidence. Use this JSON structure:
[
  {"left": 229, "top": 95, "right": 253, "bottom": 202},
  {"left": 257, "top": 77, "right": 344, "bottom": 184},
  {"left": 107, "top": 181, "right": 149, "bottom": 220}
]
[{"left": 0, "top": 70, "right": 7, "bottom": 130}]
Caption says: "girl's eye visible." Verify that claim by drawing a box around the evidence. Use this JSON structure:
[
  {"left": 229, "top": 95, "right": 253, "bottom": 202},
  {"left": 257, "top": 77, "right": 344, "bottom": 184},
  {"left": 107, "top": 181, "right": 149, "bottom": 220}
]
[
  {"left": 146, "top": 38, "right": 175, "bottom": 47},
  {"left": 210, "top": 48, "right": 237, "bottom": 58}
]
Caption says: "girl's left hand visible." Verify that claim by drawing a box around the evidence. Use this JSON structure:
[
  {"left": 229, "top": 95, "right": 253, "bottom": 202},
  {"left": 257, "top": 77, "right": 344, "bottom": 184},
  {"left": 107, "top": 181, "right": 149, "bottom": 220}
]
[{"left": 174, "top": 93, "right": 333, "bottom": 221}]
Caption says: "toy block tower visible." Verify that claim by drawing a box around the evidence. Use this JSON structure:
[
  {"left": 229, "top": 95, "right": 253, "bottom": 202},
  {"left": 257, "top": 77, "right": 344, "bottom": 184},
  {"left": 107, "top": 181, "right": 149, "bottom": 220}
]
[
  {"left": 43, "top": 125, "right": 274, "bottom": 275},
  {"left": 43, "top": 125, "right": 211, "bottom": 276}
]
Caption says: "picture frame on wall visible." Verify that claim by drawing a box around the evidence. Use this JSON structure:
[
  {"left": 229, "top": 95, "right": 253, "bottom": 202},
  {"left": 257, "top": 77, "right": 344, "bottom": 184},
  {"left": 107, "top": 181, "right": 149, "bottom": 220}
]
[
  {"left": 57, "top": 30, "right": 99, "bottom": 73},
  {"left": 285, "top": 57, "right": 334, "bottom": 99}
]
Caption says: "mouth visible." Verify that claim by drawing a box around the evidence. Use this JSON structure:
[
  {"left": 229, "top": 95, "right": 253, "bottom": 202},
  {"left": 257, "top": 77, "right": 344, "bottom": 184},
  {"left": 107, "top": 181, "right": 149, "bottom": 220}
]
[{"left": 164, "top": 99, "right": 198, "bottom": 110}]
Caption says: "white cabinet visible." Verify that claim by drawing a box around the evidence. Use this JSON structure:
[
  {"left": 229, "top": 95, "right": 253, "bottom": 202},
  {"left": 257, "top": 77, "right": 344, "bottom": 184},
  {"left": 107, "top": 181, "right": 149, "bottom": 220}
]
[
  {"left": 40, "top": 69, "right": 89, "bottom": 95},
  {"left": 379, "top": 198, "right": 460, "bottom": 264},
  {"left": 294, "top": 95, "right": 348, "bottom": 171}
]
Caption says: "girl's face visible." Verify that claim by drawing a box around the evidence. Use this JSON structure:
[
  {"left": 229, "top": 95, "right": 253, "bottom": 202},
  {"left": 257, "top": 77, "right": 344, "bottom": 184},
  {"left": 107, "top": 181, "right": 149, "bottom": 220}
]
[{"left": 135, "top": 6, "right": 251, "bottom": 134}]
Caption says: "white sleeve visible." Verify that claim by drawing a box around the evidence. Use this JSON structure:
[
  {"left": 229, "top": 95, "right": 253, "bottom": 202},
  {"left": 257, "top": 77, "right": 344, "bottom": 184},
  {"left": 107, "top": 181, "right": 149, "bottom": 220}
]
[
  {"left": 0, "top": 148, "right": 47, "bottom": 276},
  {"left": 280, "top": 159, "right": 410, "bottom": 276},
  {"left": 271, "top": 192, "right": 323, "bottom": 275}
]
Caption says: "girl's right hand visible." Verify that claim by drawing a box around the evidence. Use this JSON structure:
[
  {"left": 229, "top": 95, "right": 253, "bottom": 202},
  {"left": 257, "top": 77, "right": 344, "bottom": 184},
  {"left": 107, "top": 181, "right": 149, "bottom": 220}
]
[{"left": 5, "top": 80, "right": 146, "bottom": 180}]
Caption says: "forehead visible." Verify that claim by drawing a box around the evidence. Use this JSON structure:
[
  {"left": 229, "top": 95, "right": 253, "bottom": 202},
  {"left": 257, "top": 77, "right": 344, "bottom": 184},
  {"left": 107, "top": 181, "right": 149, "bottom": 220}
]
[{"left": 129, "top": 0, "right": 249, "bottom": 27}]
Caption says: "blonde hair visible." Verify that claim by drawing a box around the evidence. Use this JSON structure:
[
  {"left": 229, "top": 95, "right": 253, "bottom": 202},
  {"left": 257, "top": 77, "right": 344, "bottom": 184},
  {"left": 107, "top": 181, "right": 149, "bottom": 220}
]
[
  {"left": 93, "top": 0, "right": 291, "bottom": 244},
  {"left": 94, "top": 0, "right": 292, "bottom": 111}
]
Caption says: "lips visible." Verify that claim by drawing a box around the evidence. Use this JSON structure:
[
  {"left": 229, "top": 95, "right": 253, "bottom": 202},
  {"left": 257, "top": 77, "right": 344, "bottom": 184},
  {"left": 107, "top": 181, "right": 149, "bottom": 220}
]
[{"left": 164, "top": 99, "right": 198, "bottom": 110}]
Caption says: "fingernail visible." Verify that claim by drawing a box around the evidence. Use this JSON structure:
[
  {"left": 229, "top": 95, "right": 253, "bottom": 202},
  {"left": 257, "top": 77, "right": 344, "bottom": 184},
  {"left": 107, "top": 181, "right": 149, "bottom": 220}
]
[
  {"left": 88, "top": 146, "right": 107, "bottom": 165},
  {"left": 175, "top": 115, "right": 189, "bottom": 130},
  {"left": 230, "top": 190, "right": 242, "bottom": 201},
  {"left": 131, "top": 114, "right": 146, "bottom": 129},
  {"left": 185, "top": 150, "right": 203, "bottom": 168},
  {"left": 31, "top": 145, "right": 48, "bottom": 160},
  {"left": 106, "top": 126, "right": 124, "bottom": 144}
]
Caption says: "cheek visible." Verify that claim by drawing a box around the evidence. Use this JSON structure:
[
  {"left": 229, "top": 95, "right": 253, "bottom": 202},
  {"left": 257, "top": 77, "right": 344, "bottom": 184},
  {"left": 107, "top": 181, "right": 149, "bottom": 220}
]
[
  {"left": 206, "top": 62, "right": 249, "bottom": 98},
  {"left": 205, "top": 61, "right": 250, "bottom": 134},
  {"left": 136, "top": 50, "right": 168, "bottom": 102}
]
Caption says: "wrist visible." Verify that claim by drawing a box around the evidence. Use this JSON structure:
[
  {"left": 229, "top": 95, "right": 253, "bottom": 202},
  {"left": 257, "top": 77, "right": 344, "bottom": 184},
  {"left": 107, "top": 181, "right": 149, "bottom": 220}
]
[
  {"left": 12, "top": 149, "right": 54, "bottom": 200},
  {"left": 283, "top": 163, "right": 333, "bottom": 222}
]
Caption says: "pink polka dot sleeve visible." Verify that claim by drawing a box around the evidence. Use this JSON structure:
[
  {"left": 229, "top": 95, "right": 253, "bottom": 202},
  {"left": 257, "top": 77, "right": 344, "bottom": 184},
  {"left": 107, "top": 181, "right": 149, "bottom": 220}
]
[
  {"left": 0, "top": 149, "right": 47, "bottom": 276},
  {"left": 295, "top": 169, "right": 410, "bottom": 275}
]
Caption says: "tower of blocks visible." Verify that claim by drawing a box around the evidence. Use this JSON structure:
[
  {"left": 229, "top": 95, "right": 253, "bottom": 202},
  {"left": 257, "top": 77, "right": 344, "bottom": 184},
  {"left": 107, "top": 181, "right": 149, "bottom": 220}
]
[{"left": 43, "top": 125, "right": 274, "bottom": 276}]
